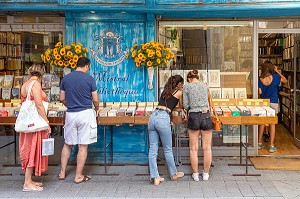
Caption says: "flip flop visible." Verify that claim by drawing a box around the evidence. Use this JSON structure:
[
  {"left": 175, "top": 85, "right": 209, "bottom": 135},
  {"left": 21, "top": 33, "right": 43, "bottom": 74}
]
[
  {"left": 58, "top": 174, "right": 65, "bottom": 180},
  {"left": 35, "top": 182, "right": 43, "bottom": 187},
  {"left": 74, "top": 175, "right": 91, "bottom": 184},
  {"left": 23, "top": 186, "right": 43, "bottom": 192}
]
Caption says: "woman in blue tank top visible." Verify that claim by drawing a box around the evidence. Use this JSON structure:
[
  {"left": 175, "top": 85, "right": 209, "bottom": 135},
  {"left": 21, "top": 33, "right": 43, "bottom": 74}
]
[{"left": 258, "top": 61, "right": 287, "bottom": 153}]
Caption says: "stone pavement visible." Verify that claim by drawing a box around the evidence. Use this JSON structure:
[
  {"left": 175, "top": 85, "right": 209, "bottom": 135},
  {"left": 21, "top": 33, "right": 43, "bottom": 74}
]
[{"left": 0, "top": 157, "right": 300, "bottom": 199}]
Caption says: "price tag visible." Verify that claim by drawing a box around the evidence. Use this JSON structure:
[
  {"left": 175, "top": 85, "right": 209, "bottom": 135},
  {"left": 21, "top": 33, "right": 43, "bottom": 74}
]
[
  {"left": 247, "top": 102, "right": 252, "bottom": 106},
  {"left": 263, "top": 102, "right": 268, "bottom": 106},
  {"left": 255, "top": 102, "right": 260, "bottom": 106}
]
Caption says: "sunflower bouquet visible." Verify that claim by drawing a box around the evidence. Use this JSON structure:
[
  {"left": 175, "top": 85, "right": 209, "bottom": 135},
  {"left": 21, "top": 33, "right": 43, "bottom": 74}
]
[
  {"left": 41, "top": 42, "right": 88, "bottom": 69},
  {"left": 128, "top": 42, "right": 175, "bottom": 69}
]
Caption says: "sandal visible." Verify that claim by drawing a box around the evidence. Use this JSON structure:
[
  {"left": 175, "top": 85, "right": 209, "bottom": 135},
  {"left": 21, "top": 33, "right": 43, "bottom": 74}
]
[
  {"left": 171, "top": 171, "right": 184, "bottom": 181},
  {"left": 150, "top": 176, "right": 165, "bottom": 185}
]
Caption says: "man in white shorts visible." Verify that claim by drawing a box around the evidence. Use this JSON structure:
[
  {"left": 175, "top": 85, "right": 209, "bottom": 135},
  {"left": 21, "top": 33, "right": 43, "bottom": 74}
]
[{"left": 58, "top": 57, "right": 99, "bottom": 184}]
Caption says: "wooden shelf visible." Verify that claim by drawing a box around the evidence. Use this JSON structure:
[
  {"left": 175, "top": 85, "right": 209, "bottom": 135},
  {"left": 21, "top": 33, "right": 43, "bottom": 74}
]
[{"left": 0, "top": 117, "right": 64, "bottom": 126}]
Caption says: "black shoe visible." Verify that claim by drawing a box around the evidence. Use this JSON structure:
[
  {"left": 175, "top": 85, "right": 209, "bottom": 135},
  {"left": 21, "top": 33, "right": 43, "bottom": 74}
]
[{"left": 263, "top": 133, "right": 270, "bottom": 142}]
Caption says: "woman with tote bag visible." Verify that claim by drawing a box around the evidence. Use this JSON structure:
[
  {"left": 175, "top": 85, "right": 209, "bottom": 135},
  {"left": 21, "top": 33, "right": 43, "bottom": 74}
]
[{"left": 18, "top": 64, "right": 51, "bottom": 192}]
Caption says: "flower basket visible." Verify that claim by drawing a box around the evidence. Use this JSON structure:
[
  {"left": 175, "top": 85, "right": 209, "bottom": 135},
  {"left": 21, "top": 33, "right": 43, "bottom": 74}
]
[
  {"left": 41, "top": 42, "right": 88, "bottom": 69},
  {"left": 128, "top": 41, "right": 175, "bottom": 89}
]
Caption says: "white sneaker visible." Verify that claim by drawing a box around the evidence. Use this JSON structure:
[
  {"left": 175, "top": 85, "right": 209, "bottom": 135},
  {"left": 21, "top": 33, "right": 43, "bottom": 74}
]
[
  {"left": 202, "top": 171, "right": 209, "bottom": 181},
  {"left": 192, "top": 172, "right": 199, "bottom": 182}
]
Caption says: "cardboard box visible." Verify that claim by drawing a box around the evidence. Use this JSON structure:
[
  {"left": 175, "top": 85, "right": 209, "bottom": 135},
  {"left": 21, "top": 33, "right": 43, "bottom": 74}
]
[
  {"left": 237, "top": 106, "right": 251, "bottom": 116},
  {"left": 99, "top": 107, "right": 111, "bottom": 116},
  {"left": 229, "top": 106, "right": 240, "bottom": 116},
  {"left": 126, "top": 106, "right": 136, "bottom": 116},
  {"left": 116, "top": 108, "right": 126, "bottom": 116},
  {"left": 108, "top": 109, "right": 118, "bottom": 116}
]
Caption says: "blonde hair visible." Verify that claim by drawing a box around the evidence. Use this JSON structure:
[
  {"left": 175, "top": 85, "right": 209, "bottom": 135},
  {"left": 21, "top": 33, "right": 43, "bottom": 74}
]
[{"left": 28, "top": 64, "right": 45, "bottom": 78}]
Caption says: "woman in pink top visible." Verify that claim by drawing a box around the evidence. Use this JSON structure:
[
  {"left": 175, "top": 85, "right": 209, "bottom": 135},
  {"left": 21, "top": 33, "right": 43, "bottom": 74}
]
[{"left": 19, "top": 64, "right": 51, "bottom": 192}]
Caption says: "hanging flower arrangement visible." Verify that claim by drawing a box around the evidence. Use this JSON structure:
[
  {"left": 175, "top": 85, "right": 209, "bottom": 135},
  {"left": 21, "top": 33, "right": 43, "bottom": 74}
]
[
  {"left": 41, "top": 42, "right": 89, "bottom": 69},
  {"left": 127, "top": 41, "right": 175, "bottom": 69}
]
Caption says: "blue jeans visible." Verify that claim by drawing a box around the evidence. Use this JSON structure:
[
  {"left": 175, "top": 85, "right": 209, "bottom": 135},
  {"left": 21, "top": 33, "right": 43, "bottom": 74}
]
[{"left": 148, "top": 109, "right": 177, "bottom": 178}]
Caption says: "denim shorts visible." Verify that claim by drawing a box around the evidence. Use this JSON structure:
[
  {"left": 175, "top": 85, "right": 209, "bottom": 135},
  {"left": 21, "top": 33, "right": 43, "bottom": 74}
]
[{"left": 187, "top": 111, "right": 213, "bottom": 131}]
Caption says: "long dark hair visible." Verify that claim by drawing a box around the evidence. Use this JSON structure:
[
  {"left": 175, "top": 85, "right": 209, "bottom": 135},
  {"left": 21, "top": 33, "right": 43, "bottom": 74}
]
[
  {"left": 260, "top": 60, "right": 274, "bottom": 78},
  {"left": 161, "top": 75, "right": 184, "bottom": 100}
]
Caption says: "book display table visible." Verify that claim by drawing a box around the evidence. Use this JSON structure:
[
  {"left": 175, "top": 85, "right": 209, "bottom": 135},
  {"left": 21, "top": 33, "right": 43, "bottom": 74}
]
[{"left": 212, "top": 98, "right": 278, "bottom": 176}]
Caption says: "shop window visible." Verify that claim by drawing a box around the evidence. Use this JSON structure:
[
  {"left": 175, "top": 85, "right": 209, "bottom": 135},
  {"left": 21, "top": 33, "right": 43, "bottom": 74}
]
[{"left": 158, "top": 21, "right": 254, "bottom": 148}]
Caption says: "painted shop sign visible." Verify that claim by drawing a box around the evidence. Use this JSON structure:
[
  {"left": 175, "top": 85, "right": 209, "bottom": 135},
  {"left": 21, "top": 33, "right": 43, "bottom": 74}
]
[{"left": 76, "top": 22, "right": 146, "bottom": 102}]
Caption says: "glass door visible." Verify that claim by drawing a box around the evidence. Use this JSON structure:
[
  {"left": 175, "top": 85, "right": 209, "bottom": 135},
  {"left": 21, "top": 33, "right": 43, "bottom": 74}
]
[{"left": 293, "top": 38, "right": 300, "bottom": 148}]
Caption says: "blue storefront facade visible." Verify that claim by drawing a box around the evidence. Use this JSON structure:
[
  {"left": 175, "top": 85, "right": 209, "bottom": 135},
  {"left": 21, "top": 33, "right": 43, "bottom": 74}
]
[{"left": 2, "top": 0, "right": 300, "bottom": 163}]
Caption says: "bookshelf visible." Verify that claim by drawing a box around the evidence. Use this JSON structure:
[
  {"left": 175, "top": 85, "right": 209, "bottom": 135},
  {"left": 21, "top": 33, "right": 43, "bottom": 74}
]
[
  {"left": 258, "top": 33, "right": 283, "bottom": 69},
  {"left": 280, "top": 33, "right": 300, "bottom": 134},
  {"left": 0, "top": 32, "right": 22, "bottom": 73}
]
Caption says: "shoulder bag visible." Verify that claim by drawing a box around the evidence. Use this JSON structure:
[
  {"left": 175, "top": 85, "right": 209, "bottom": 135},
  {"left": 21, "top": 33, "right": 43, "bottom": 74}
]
[
  {"left": 15, "top": 80, "right": 49, "bottom": 133},
  {"left": 208, "top": 91, "right": 222, "bottom": 131}
]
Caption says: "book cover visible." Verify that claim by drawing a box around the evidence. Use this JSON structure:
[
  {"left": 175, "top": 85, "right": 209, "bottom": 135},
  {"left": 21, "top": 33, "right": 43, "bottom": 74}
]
[
  {"left": 51, "top": 74, "right": 60, "bottom": 87},
  {"left": 42, "top": 74, "right": 53, "bottom": 89},
  {"left": 13, "top": 76, "right": 23, "bottom": 88},
  {"left": 50, "top": 86, "right": 60, "bottom": 102},
  {"left": 3, "top": 75, "right": 13, "bottom": 88},
  {"left": 2, "top": 88, "right": 11, "bottom": 99},
  {"left": 11, "top": 88, "right": 20, "bottom": 99}
]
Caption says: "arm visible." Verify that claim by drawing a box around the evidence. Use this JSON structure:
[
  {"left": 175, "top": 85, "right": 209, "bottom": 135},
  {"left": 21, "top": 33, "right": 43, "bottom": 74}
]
[
  {"left": 182, "top": 86, "right": 189, "bottom": 111},
  {"left": 31, "top": 82, "right": 51, "bottom": 132},
  {"left": 60, "top": 90, "right": 66, "bottom": 106},
  {"left": 92, "top": 90, "right": 99, "bottom": 112},
  {"left": 274, "top": 66, "right": 287, "bottom": 84}
]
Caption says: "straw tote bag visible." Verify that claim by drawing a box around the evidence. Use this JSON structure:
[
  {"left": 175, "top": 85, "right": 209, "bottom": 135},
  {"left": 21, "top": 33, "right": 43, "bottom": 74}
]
[{"left": 15, "top": 80, "right": 49, "bottom": 133}]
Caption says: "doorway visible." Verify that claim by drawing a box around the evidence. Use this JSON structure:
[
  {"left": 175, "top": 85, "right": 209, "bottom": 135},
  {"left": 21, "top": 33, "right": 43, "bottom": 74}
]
[{"left": 256, "top": 20, "right": 300, "bottom": 156}]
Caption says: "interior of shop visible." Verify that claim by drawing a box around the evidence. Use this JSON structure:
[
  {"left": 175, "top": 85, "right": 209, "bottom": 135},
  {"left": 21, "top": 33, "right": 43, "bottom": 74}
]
[{"left": 158, "top": 20, "right": 300, "bottom": 156}]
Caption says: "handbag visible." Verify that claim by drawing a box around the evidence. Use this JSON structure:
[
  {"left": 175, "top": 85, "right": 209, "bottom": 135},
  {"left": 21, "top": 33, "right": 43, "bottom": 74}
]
[
  {"left": 208, "top": 92, "right": 222, "bottom": 131},
  {"left": 42, "top": 135, "right": 54, "bottom": 156},
  {"left": 14, "top": 80, "right": 49, "bottom": 133}
]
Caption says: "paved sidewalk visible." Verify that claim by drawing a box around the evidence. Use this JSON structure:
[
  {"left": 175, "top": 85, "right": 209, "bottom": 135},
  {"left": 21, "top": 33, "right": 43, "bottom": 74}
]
[{"left": 0, "top": 157, "right": 300, "bottom": 199}]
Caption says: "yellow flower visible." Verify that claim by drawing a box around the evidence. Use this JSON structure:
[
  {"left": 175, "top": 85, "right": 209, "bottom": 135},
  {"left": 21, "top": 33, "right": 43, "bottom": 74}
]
[
  {"left": 60, "top": 48, "right": 66, "bottom": 55},
  {"left": 71, "top": 63, "right": 76, "bottom": 68},
  {"left": 58, "top": 60, "right": 63, "bottom": 66},
  {"left": 65, "top": 45, "right": 71, "bottom": 50},
  {"left": 73, "top": 55, "right": 79, "bottom": 62},
  {"left": 147, "top": 61, "right": 152, "bottom": 67},
  {"left": 157, "top": 58, "right": 161, "bottom": 64},
  {"left": 131, "top": 51, "right": 136, "bottom": 58},
  {"left": 55, "top": 55, "right": 61, "bottom": 60},
  {"left": 156, "top": 50, "right": 161, "bottom": 57},
  {"left": 134, "top": 44, "right": 138, "bottom": 48},
  {"left": 55, "top": 42, "right": 62, "bottom": 47},
  {"left": 75, "top": 49, "right": 82, "bottom": 54},
  {"left": 71, "top": 42, "right": 76, "bottom": 46},
  {"left": 136, "top": 62, "right": 141, "bottom": 67},
  {"left": 67, "top": 51, "right": 73, "bottom": 57},
  {"left": 64, "top": 61, "right": 69, "bottom": 67}
]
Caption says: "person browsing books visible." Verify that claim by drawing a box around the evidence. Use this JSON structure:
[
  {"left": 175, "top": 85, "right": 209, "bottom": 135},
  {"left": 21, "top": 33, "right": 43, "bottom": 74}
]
[
  {"left": 258, "top": 60, "right": 287, "bottom": 153},
  {"left": 148, "top": 74, "right": 186, "bottom": 185},
  {"left": 183, "top": 70, "right": 213, "bottom": 181},
  {"left": 19, "top": 64, "right": 51, "bottom": 192},
  {"left": 58, "top": 57, "right": 99, "bottom": 183}
]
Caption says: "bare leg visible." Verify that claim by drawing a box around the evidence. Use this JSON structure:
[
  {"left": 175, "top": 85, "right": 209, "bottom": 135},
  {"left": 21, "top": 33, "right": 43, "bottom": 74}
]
[
  {"left": 59, "top": 144, "right": 73, "bottom": 179},
  {"left": 201, "top": 130, "right": 212, "bottom": 173},
  {"left": 269, "top": 124, "right": 276, "bottom": 146},
  {"left": 74, "top": 144, "right": 90, "bottom": 182},
  {"left": 188, "top": 129, "right": 201, "bottom": 173},
  {"left": 23, "top": 167, "right": 43, "bottom": 191},
  {"left": 258, "top": 125, "right": 265, "bottom": 144}
]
